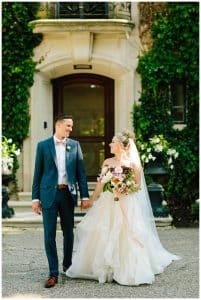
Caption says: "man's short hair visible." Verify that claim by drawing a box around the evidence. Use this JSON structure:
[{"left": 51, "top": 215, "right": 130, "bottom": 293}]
[{"left": 54, "top": 114, "right": 73, "bottom": 124}]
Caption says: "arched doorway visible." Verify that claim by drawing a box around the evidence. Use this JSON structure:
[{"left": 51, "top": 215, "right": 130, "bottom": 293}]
[{"left": 52, "top": 73, "right": 114, "bottom": 180}]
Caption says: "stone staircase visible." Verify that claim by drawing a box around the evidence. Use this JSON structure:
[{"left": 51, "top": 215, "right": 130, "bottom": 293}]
[
  {"left": 2, "top": 199, "right": 89, "bottom": 228},
  {"left": 2, "top": 182, "right": 173, "bottom": 229}
]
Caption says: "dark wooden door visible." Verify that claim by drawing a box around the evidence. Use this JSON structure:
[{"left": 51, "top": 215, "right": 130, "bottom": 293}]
[{"left": 52, "top": 73, "right": 114, "bottom": 180}]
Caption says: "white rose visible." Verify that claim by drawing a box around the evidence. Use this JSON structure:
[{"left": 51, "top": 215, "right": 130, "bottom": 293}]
[
  {"left": 8, "top": 138, "right": 12, "bottom": 143},
  {"left": 170, "top": 165, "right": 174, "bottom": 169},
  {"left": 148, "top": 153, "right": 153, "bottom": 159},
  {"left": 101, "top": 171, "right": 113, "bottom": 184},
  {"left": 114, "top": 166, "right": 123, "bottom": 173}
]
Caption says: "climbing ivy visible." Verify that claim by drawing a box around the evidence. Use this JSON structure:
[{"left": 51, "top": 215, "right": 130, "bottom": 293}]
[
  {"left": 2, "top": 2, "right": 42, "bottom": 148},
  {"left": 133, "top": 3, "right": 199, "bottom": 226},
  {"left": 2, "top": 2, "right": 42, "bottom": 188}
]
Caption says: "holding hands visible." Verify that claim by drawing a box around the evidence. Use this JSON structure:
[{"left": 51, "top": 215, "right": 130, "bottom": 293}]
[
  {"left": 32, "top": 200, "right": 42, "bottom": 215},
  {"left": 81, "top": 199, "right": 93, "bottom": 210}
]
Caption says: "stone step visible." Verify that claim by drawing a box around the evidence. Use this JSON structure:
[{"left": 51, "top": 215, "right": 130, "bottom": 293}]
[
  {"left": 17, "top": 182, "right": 97, "bottom": 201},
  {"left": 8, "top": 200, "right": 90, "bottom": 213},
  {"left": 2, "top": 209, "right": 173, "bottom": 229},
  {"left": 2, "top": 212, "right": 84, "bottom": 229}
]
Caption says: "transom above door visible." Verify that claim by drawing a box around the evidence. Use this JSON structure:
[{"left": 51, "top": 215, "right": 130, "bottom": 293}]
[{"left": 52, "top": 73, "right": 114, "bottom": 180}]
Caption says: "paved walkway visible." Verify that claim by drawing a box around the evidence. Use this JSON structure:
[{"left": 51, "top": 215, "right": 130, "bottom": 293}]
[{"left": 2, "top": 226, "right": 199, "bottom": 299}]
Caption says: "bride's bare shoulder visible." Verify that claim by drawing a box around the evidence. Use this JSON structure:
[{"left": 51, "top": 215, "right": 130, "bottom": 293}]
[
  {"left": 103, "top": 158, "right": 114, "bottom": 167},
  {"left": 130, "top": 161, "right": 141, "bottom": 170}
]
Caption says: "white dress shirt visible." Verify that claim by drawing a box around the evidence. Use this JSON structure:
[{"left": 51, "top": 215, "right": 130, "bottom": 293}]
[
  {"left": 54, "top": 136, "right": 68, "bottom": 185},
  {"left": 32, "top": 136, "right": 88, "bottom": 202}
]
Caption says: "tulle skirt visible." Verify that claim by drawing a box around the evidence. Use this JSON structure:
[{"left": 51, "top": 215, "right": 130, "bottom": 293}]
[{"left": 66, "top": 191, "right": 180, "bottom": 286}]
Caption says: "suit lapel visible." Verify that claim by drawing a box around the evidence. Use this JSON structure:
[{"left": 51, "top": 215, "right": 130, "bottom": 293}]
[
  {"left": 49, "top": 137, "right": 58, "bottom": 168},
  {"left": 65, "top": 138, "right": 70, "bottom": 171}
]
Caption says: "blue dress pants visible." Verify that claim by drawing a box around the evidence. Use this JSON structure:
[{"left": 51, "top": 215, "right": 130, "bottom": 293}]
[{"left": 42, "top": 187, "right": 74, "bottom": 276}]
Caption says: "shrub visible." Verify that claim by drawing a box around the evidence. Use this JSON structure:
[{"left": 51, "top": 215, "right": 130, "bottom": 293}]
[{"left": 133, "top": 3, "right": 199, "bottom": 226}]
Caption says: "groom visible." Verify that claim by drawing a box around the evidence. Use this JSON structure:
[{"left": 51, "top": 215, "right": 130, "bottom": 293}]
[{"left": 32, "top": 114, "right": 90, "bottom": 288}]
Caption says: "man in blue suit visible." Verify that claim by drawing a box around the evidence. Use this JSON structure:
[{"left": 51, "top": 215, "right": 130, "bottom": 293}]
[{"left": 32, "top": 114, "right": 90, "bottom": 288}]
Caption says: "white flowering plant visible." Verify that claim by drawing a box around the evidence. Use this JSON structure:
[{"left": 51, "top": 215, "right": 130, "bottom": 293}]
[
  {"left": 2, "top": 136, "right": 20, "bottom": 175},
  {"left": 2, "top": 136, "right": 20, "bottom": 158},
  {"left": 137, "top": 134, "right": 179, "bottom": 171}
]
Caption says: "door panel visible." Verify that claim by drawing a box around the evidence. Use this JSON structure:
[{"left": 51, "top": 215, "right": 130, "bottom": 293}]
[
  {"left": 63, "top": 83, "right": 104, "bottom": 136},
  {"left": 52, "top": 73, "right": 114, "bottom": 180}
]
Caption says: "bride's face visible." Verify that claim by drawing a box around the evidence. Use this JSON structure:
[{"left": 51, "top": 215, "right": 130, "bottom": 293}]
[{"left": 109, "top": 137, "right": 123, "bottom": 154}]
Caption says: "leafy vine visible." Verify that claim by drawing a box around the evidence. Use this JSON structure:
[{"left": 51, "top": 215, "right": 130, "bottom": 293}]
[{"left": 133, "top": 3, "right": 199, "bottom": 225}]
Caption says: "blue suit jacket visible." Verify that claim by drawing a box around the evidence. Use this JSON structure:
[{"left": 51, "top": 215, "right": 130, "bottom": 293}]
[{"left": 32, "top": 137, "right": 89, "bottom": 208}]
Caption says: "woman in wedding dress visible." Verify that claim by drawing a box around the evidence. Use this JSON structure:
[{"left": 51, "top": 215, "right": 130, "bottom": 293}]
[{"left": 66, "top": 130, "right": 180, "bottom": 286}]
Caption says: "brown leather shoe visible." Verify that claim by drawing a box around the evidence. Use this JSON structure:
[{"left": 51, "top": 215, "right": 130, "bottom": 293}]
[{"left": 44, "top": 276, "right": 58, "bottom": 288}]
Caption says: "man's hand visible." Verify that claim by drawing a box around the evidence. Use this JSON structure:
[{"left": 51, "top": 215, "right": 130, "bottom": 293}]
[
  {"left": 81, "top": 199, "right": 91, "bottom": 210},
  {"left": 32, "top": 201, "right": 42, "bottom": 215}
]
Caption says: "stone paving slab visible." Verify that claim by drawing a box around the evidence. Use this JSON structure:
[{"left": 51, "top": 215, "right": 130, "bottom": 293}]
[{"left": 2, "top": 227, "right": 199, "bottom": 299}]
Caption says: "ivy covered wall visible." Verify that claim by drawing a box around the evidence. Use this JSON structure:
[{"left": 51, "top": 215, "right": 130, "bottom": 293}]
[
  {"left": 2, "top": 2, "right": 42, "bottom": 148},
  {"left": 134, "top": 3, "right": 199, "bottom": 226}
]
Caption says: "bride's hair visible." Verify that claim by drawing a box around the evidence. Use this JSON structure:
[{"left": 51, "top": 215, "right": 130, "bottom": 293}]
[{"left": 115, "top": 130, "right": 135, "bottom": 149}]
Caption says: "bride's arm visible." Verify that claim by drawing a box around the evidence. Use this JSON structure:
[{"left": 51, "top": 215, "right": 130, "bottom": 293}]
[
  {"left": 89, "top": 159, "right": 110, "bottom": 205},
  {"left": 132, "top": 163, "right": 141, "bottom": 188},
  {"left": 89, "top": 181, "right": 103, "bottom": 205}
]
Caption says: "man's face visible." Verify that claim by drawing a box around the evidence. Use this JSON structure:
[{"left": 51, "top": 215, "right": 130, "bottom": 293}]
[{"left": 56, "top": 118, "right": 73, "bottom": 138}]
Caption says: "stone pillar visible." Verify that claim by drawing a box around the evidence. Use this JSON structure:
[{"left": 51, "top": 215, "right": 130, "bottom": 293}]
[{"left": 22, "top": 73, "right": 53, "bottom": 193}]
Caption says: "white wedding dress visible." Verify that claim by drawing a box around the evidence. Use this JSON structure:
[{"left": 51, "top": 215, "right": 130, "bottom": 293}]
[
  {"left": 66, "top": 189, "right": 180, "bottom": 286},
  {"left": 66, "top": 139, "right": 180, "bottom": 285}
]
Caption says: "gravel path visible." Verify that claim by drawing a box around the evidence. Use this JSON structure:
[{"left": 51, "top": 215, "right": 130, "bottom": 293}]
[{"left": 2, "top": 227, "right": 199, "bottom": 299}]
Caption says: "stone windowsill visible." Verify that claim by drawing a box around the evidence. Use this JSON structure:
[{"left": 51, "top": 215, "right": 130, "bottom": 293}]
[{"left": 31, "top": 19, "right": 135, "bottom": 34}]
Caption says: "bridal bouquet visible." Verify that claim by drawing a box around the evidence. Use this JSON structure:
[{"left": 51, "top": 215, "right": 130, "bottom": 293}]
[{"left": 97, "top": 165, "right": 140, "bottom": 201}]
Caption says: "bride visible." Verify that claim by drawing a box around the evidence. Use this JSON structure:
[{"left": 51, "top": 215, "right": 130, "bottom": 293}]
[{"left": 66, "top": 130, "right": 180, "bottom": 286}]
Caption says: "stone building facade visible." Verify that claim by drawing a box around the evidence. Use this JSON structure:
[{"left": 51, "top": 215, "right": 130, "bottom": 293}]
[{"left": 18, "top": 2, "right": 159, "bottom": 197}]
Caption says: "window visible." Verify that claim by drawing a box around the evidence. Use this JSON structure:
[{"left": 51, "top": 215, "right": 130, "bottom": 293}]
[
  {"left": 57, "top": 2, "right": 108, "bottom": 19},
  {"left": 171, "top": 82, "right": 186, "bottom": 124}
]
